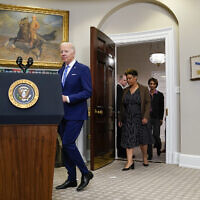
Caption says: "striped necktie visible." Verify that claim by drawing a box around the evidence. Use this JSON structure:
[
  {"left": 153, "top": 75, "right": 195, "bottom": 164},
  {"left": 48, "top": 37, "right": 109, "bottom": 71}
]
[{"left": 62, "top": 65, "right": 69, "bottom": 86}]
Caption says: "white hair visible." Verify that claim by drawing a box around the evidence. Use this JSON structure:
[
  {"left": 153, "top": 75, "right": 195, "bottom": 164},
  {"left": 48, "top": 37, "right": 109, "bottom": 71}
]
[{"left": 60, "top": 42, "right": 75, "bottom": 52}]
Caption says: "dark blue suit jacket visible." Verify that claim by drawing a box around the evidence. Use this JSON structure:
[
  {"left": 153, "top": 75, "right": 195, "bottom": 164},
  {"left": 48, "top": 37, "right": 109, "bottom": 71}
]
[{"left": 58, "top": 61, "right": 92, "bottom": 120}]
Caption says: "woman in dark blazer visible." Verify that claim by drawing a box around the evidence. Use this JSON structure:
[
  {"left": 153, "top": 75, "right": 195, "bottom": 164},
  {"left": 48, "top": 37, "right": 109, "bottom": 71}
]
[{"left": 118, "top": 69, "right": 152, "bottom": 170}]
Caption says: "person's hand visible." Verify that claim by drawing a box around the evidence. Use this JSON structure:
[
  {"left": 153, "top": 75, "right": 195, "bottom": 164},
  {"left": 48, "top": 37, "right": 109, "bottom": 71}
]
[
  {"left": 142, "top": 118, "right": 148, "bottom": 125},
  {"left": 118, "top": 121, "right": 122, "bottom": 127},
  {"left": 62, "top": 95, "right": 67, "bottom": 103}
]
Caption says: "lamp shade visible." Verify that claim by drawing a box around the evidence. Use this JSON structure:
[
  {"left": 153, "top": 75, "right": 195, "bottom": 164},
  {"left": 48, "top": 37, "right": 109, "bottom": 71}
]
[{"left": 149, "top": 53, "right": 165, "bottom": 64}]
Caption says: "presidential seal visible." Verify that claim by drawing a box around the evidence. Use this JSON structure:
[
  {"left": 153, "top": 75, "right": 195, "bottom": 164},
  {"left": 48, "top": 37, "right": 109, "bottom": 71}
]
[{"left": 8, "top": 79, "right": 39, "bottom": 109}]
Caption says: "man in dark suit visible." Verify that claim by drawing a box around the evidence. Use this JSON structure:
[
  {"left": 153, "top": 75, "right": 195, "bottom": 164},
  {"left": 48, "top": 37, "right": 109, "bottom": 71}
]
[
  {"left": 117, "top": 74, "right": 127, "bottom": 158},
  {"left": 147, "top": 77, "right": 164, "bottom": 160},
  {"left": 56, "top": 42, "right": 93, "bottom": 192}
]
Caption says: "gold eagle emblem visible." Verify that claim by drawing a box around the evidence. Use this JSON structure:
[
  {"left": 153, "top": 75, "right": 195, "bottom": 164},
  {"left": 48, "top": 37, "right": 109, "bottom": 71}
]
[{"left": 8, "top": 79, "right": 39, "bottom": 109}]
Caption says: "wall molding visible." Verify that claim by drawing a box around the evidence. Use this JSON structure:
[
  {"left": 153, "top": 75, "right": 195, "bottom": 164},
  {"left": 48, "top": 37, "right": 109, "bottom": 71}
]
[
  {"left": 97, "top": 0, "right": 178, "bottom": 29},
  {"left": 179, "top": 153, "right": 200, "bottom": 169}
]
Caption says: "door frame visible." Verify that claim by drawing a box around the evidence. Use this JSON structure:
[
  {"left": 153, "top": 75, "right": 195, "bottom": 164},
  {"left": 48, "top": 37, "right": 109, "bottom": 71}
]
[{"left": 109, "top": 27, "right": 179, "bottom": 164}]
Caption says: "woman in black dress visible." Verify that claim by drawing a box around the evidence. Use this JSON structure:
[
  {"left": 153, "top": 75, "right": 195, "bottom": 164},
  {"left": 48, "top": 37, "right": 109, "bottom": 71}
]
[{"left": 118, "top": 69, "right": 152, "bottom": 170}]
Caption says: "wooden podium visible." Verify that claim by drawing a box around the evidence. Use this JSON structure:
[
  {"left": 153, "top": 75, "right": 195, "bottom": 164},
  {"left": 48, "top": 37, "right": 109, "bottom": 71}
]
[{"left": 0, "top": 73, "right": 64, "bottom": 200}]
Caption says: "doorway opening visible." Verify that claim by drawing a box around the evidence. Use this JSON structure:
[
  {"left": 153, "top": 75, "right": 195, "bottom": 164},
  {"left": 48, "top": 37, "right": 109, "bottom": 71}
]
[
  {"left": 110, "top": 27, "right": 179, "bottom": 165},
  {"left": 116, "top": 40, "right": 166, "bottom": 163}
]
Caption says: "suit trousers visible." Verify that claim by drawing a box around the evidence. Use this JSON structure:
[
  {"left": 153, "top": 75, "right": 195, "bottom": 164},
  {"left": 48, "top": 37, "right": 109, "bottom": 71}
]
[
  {"left": 148, "top": 118, "right": 162, "bottom": 157},
  {"left": 117, "top": 125, "right": 126, "bottom": 158},
  {"left": 58, "top": 119, "right": 89, "bottom": 181}
]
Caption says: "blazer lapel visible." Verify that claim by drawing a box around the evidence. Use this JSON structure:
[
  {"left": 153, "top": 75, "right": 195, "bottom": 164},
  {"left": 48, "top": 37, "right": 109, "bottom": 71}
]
[
  {"left": 63, "top": 61, "right": 78, "bottom": 87},
  {"left": 60, "top": 63, "right": 65, "bottom": 76}
]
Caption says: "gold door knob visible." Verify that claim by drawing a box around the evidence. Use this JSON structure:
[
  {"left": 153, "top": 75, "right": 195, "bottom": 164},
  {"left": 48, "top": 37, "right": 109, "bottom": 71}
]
[
  {"left": 94, "top": 109, "right": 104, "bottom": 115},
  {"left": 99, "top": 110, "right": 103, "bottom": 115},
  {"left": 94, "top": 109, "right": 98, "bottom": 114}
]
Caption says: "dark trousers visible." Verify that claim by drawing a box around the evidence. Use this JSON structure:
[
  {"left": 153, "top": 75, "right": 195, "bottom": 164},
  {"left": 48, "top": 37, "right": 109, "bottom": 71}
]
[
  {"left": 117, "top": 125, "right": 126, "bottom": 158},
  {"left": 58, "top": 119, "right": 89, "bottom": 181},
  {"left": 147, "top": 118, "right": 162, "bottom": 157}
]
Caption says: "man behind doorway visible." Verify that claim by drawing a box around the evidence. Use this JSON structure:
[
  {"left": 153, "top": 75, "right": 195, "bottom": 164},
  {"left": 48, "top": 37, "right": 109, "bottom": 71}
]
[
  {"left": 117, "top": 74, "right": 127, "bottom": 158},
  {"left": 147, "top": 77, "right": 164, "bottom": 160}
]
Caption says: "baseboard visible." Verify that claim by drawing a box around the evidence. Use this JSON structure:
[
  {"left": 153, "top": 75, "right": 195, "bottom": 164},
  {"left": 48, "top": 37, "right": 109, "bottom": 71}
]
[
  {"left": 166, "top": 151, "right": 179, "bottom": 164},
  {"left": 179, "top": 153, "right": 200, "bottom": 169}
]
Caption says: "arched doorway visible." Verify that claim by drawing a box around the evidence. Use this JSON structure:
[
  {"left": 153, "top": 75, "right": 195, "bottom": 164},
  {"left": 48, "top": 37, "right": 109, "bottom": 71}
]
[{"left": 96, "top": 1, "right": 180, "bottom": 165}]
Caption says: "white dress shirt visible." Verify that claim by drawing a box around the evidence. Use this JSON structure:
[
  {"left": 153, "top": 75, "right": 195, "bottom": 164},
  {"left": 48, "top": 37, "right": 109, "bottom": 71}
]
[{"left": 62, "top": 59, "right": 76, "bottom": 103}]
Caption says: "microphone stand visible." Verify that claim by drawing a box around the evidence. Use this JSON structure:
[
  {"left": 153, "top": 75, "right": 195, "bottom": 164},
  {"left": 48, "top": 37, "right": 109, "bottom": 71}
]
[{"left": 16, "top": 56, "right": 34, "bottom": 73}]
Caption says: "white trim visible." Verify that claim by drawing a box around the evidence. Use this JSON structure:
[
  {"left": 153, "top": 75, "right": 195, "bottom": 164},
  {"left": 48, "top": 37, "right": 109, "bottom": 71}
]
[
  {"left": 110, "top": 28, "right": 172, "bottom": 45},
  {"left": 167, "top": 151, "right": 179, "bottom": 165},
  {"left": 109, "top": 27, "right": 179, "bottom": 164},
  {"left": 114, "top": 47, "right": 118, "bottom": 159},
  {"left": 179, "top": 153, "right": 200, "bottom": 169}
]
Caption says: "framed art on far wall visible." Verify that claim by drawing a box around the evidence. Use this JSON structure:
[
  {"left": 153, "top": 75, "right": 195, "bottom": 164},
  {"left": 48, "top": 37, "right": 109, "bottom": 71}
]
[
  {"left": 190, "top": 55, "right": 200, "bottom": 80},
  {"left": 0, "top": 4, "right": 69, "bottom": 69}
]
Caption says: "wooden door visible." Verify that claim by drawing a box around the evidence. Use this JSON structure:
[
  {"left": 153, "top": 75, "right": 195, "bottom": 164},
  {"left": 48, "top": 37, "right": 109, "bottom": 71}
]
[{"left": 90, "top": 27, "right": 115, "bottom": 170}]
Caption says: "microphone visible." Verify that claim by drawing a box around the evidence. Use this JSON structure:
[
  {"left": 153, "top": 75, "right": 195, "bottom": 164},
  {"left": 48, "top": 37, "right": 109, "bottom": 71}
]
[
  {"left": 16, "top": 56, "right": 34, "bottom": 73},
  {"left": 27, "top": 57, "right": 33, "bottom": 67},
  {"left": 16, "top": 56, "right": 23, "bottom": 66}
]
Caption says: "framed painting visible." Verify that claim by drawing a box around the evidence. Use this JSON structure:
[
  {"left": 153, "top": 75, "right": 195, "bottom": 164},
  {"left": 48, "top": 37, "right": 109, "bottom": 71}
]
[
  {"left": 190, "top": 55, "right": 200, "bottom": 80},
  {"left": 0, "top": 4, "right": 69, "bottom": 68}
]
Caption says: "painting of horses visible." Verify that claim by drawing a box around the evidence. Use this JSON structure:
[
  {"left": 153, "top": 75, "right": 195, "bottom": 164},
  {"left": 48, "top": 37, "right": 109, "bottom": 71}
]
[{"left": 0, "top": 4, "right": 69, "bottom": 68}]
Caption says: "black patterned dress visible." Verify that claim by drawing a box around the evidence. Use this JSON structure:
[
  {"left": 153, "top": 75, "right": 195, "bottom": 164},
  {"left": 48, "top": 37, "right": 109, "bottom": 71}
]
[{"left": 121, "top": 89, "right": 152, "bottom": 149}]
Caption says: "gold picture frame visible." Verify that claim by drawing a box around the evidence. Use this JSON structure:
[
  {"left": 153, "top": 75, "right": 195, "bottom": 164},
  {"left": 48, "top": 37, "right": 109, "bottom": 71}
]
[
  {"left": 0, "top": 4, "right": 69, "bottom": 69},
  {"left": 190, "top": 55, "right": 200, "bottom": 80}
]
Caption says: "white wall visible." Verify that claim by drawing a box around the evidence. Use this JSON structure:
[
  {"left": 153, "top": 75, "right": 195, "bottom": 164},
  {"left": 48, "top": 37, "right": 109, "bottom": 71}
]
[
  {"left": 172, "top": 1, "right": 200, "bottom": 156},
  {"left": 100, "top": 2, "right": 177, "bottom": 34},
  {"left": 1, "top": 0, "right": 200, "bottom": 167}
]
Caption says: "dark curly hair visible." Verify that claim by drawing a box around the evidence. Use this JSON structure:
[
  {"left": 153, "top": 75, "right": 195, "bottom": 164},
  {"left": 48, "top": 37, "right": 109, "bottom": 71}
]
[
  {"left": 125, "top": 68, "right": 138, "bottom": 77},
  {"left": 148, "top": 77, "right": 158, "bottom": 88}
]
